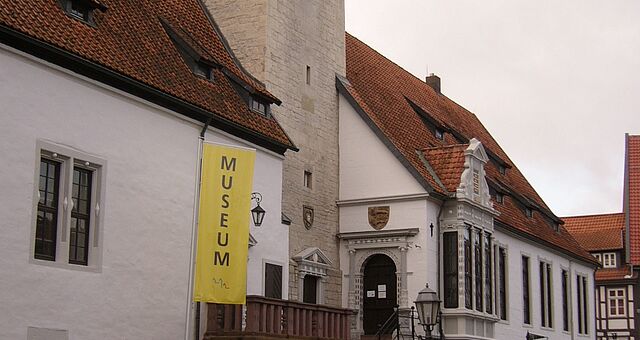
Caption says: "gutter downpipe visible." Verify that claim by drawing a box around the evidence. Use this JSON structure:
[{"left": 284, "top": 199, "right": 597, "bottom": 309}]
[{"left": 185, "top": 118, "right": 210, "bottom": 340}]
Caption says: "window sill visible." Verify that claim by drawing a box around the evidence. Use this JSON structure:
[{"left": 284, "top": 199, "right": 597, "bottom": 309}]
[
  {"left": 30, "top": 257, "right": 101, "bottom": 273},
  {"left": 441, "top": 308, "right": 500, "bottom": 322}
]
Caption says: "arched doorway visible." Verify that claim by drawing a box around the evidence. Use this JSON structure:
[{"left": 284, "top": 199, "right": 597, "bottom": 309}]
[{"left": 362, "top": 254, "right": 397, "bottom": 335}]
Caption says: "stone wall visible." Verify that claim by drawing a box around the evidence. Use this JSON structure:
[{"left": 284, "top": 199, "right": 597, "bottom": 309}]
[{"left": 203, "top": 0, "right": 346, "bottom": 307}]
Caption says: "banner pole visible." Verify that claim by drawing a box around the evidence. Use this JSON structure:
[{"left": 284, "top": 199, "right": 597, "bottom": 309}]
[{"left": 185, "top": 136, "right": 204, "bottom": 340}]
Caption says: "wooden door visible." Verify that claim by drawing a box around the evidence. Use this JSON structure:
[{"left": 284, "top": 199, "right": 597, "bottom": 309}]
[{"left": 362, "top": 254, "right": 397, "bottom": 335}]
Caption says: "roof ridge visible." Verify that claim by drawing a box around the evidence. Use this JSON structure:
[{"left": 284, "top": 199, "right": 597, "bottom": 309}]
[{"left": 346, "top": 32, "right": 432, "bottom": 92}]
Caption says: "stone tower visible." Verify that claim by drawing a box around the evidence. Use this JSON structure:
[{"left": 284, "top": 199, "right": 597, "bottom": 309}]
[{"left": 203, "top": 0, "right": 345, "bottom": 306}]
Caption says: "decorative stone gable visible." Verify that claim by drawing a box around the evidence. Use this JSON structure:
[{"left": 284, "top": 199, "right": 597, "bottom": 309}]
[
  {"left": 293, "top": 247, "right": 332, "bottom": 277},
  {"left": 457, "top": 138, "right": 492, "bottom": 209}
]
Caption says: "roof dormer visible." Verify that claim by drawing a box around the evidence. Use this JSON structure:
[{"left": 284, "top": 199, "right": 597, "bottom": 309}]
[{"left": 58, "top": 0, "right": 106, "bottom": 26}]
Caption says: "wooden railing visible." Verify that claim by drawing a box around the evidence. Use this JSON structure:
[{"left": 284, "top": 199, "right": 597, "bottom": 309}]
[{"left": 204, "top": 295, "right": 352, "bottom": 339}]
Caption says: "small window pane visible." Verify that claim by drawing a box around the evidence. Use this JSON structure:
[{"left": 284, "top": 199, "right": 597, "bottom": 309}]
[
  {"left": 265, "top": 263, "right": 282, "bottom": 299},
  {"left": 35, "top": 159, "right": 60, "bottom": 261},
  {"left": 69, "top": 167, "right": 92, "bottom": 265}
]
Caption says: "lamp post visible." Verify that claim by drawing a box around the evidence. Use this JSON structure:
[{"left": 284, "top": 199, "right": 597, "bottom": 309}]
[
  {"left": 250, "top": 192, "right": 265, "bottom": 226},
  {"left": 414, "top": 284, "right": 444, "bottom": 340}
]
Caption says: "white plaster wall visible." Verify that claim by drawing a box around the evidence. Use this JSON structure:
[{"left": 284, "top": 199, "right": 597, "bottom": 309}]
[
  {"left": 338, "top": 94, "right": 426, "bottom": 200},
  {"left": 0, "top": 46, "right": 287, "bottom": 339},
  {"left": 406, "top": 200, "right": 441, "bottom": 306},
  {"left": 338, "top": 198, "right": 440, "bottom": 310},
  {"left": 339, "top": 199, "right": 428, "bottom": 234},
  {"left": 492, "top": 229, "right": 597, "bottom": 340}
]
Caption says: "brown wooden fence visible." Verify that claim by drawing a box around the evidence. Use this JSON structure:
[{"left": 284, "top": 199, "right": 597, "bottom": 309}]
[{"left": 204, "top": 295, "right": 352, "bottom": 339}]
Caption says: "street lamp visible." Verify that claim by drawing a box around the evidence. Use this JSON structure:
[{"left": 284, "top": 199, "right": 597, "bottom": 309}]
[
  {"left": 414, "top": 284, "right": 443, "bottom": 339},
  {"left": 250, "top": 192, "right": 265, "bottom": 226}
]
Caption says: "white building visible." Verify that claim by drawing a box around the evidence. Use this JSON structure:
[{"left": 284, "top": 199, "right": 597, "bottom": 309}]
[
  {"left": 0, "top": 0, "right": 295, "bottom": 339},
  {"left": 337, "top": 33, "right": 598, "bottom": 340}
]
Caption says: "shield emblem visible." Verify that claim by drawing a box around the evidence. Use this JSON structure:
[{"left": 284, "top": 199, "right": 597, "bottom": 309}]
[
  {"left": 368, "top": 206, "right": 390, "bottom": 230},
  {"left": 303, "top": 206, "right": 314, "bottom": 230}
]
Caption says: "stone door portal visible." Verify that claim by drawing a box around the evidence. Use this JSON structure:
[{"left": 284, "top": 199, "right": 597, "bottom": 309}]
[{"left": 362, "top": 254, "right": 397, "bottom": 335}]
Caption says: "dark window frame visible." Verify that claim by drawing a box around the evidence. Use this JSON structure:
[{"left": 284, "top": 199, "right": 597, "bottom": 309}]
[
  {"left": 464, "top": 227, "right": 473, "bottom": 309},
  {"left": 522, "top": 255, "right": 531, "bottom": 324},
  {"left": 498, "top": 247, "right": 507, "bottom": 320},
  {"left": 35, "top": 158, "right": 61, "bottom": 261},
  {"left": 474, "top": 229, "right": 483, "bottom": 312},
  {"left": 265, "top": 263, "right": 283, "bottom": 299},
  {"left": 484, "top": 234, "right": 492, "bottom": 313},
  {"left": 561, "top": 269, "right": 569, "bottom": 331},
  {"left": 250, "top": 97, "right": 269, "bottom": 117},
  {"left": 69, "top": 167, "right": 93, "bottom": 265},
  {"left": 443, "top": 232, "right": 458, "bottom": 308}
]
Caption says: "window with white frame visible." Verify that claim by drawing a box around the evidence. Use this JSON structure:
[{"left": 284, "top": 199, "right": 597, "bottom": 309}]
[
  {"left": 608, "top": 288, "right": 626, "bottom": 317},
  {"left": 603, "top": 253, "right": 617, "bottom": 268},
  {"left": 32, "top": 141, "right": 105, "bottom": 269}
]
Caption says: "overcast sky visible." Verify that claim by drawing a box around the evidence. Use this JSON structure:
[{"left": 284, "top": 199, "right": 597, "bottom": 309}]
[{"left": 345, "top": 0, "right": 640, "bottom": 217}]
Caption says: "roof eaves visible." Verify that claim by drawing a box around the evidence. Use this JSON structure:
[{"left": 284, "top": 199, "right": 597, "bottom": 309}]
[
  {"left": 0, "top": 24, "right": 294, "bottom": 154},
  {"left": 336, "top": 75, "right": 437, "bottom": 195},
  {"left": 494, "top": 219, "right": 599, "bottom": 267}
]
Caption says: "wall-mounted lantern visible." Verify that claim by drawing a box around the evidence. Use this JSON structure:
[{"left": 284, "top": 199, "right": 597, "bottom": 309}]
[{"left": 251, "top": 192, "right": 265, "bottom": 226}]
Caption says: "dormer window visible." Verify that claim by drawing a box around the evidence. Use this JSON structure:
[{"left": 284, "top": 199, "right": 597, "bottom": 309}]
[
  {"left": 525, "top": 207, "right": 533, "bottom": 218},
  {"left": 194, "top": 61, "right": 213, "bottom": 80},
  {"left": 250, "top": 97, "right": 268, "bottom": 116},
  {"left": 59, "top": 0, "right": 105, "bottom": 24},
  {"left": 435, "top": 128, "right": 444, "bottom": 140},
  {"left": 498, "top": 164, "right": 506, "bottom": 175},
  {"left": 495, "top": 192, "right": 504, "bottom": 204}
]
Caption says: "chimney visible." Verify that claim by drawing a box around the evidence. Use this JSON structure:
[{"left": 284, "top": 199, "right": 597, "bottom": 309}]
[{"left": 426, "top": 73, "right": 441, "bottom": 94}]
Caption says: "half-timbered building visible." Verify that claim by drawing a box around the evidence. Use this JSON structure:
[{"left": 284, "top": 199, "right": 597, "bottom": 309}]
[{"left": 565, "top": 134, "right": 640, "bottom": 340}]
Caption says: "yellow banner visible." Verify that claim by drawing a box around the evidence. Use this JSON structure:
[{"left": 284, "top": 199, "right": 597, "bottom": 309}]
[{"left": 194, "top": 143, "right": 255, "bottom": 304}]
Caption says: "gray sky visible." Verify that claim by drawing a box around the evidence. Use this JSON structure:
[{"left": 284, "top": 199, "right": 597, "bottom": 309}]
[{"left": 345, "top": 0, "right": 640, "bottom": 217}]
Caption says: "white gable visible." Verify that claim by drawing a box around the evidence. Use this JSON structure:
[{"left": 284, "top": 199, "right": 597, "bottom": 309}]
[
  {"left": 339, "top": 94, "right": 426, "bottom": 199},
  {"left": 456, "top": 138, "right": 492, "bottom": 209}
]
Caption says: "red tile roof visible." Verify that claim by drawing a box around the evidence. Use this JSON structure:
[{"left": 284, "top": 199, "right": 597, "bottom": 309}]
[
  {"left": 0, "top": 0, "right": 294, "bottom": 150},
  {"left": 627, "top": 135, "right": 640, "bottom": 264},
  {"left": 563, "top": 213, "right": 624, "bottom": 251},
  {"left": 595, "top": 265, "right": 637, "bottom": 282},
  {"left": 342, "top": 33, "right": 595, "bottom": 264},
  {"left": 423, "top": 144, "right": 467, "bottom": 192}
]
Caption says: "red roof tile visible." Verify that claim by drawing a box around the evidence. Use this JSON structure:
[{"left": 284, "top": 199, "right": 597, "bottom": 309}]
[
  {"left": 595, "top": 265, "right": 637, "bottom": 282},
  {"left": 0, "top": 0, "right": 294, "bottom": 150},
  {"left": 627, "top": 135, "right": 640, "bottom": 264},
  {"left": 563, "top": 213, "right": 624, "bottom": 252},
  {"left": 423, "top": 144, "right": 467, "bottom": 193},
  {"left": 343, "top": 33, "right": 595, "bottom": 264}
]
